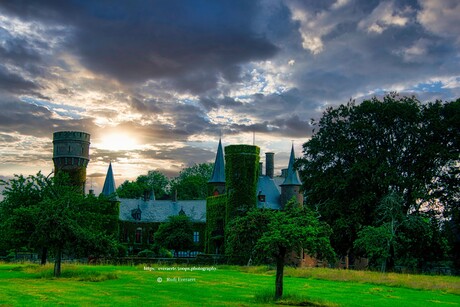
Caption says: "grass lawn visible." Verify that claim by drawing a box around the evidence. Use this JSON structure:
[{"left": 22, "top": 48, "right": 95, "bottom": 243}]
[{"left": 0, "top": 263, "right": 459, "bottom": 306}]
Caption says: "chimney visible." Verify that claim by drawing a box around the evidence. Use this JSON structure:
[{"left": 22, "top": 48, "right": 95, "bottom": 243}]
[
  {"left": 281, "top": 168, "right": 287, "bottom": 178},
  {"left": 172, "top": 189, "right": 178, "bottom": 202},
  {"left": 266, "top": 152, "right": 274, "bottom": 178},
  {"left": 259, "top": 162, "right": 263, "bottom": 176}
]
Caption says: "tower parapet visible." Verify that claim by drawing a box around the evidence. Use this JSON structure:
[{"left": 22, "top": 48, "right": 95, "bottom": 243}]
[{"left": 52, "top": 131, "right": 90, "bottom": 192}]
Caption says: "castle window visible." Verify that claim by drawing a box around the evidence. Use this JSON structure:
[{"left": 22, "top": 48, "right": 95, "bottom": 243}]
[
  {"left": 131, "top": 207, "right": 142, "bottom": 221},
  {"left": 135, "top": 228, "right": 142, "bottom": 244},
  {"left": 148, "top": 229, "right": 154, "bottom": 244},
  {"left": 68, "top": 145, "right": 71, "bottom": 153},
  {"left": 193, "top": 231, "right": 199, "bottom": 243},
  {"left": 123, "top": 226, "right": 129, "bottom": 242}
]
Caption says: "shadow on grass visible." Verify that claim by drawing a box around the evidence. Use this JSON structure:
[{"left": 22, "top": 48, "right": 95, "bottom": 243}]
[{"left": 254, "top": 289, "right": 338, "bottom": 306}]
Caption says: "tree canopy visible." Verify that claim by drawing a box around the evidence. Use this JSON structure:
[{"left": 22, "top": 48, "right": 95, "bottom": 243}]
[
  {"left": 226, "top": 199, "right": 335, "bottom": 299},
  {"left": 297, "top": 94, "right": 459, "bottom": 270},
  {"left": 154, "top": 214, "right": 194, "bottom": 256},
  {"left": 116, "top": 170, "right": 169, "bottom": 199},
  {"left": 169, "top": 163, "right": 213, "bottom": 200},
  {"left": 0, "top": 172, "right": 119, "bottom": 276}
]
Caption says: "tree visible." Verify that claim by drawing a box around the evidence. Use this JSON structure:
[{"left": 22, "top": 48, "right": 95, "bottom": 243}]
[
  {"left": 116, "top": 170, "right": 169, "bottom": 199},
  {"left": 354, "top": 192, "right": 404, "bottom": 271},
  {"left": 170, "top": 163, "right": 213, "bottom": 200},
  {"left": 137, "top": 170, "right": 169, "bottom": 199},
  {"left": 0, "top": 172, "right": 50, "bottom": 264},
  {"left": 226, "top": 199, "right": 335, "bottom": 300},
  {"left": 0, "top": 172, "right": 118, "bottom": 276},
  {"left": 154, "top": 215, "right": 194, "bottom": 256},
  {"left": 225, "top": 208, "right": 273, "bottom": 265},
  {"left": 297, "top": 94, "right": 459, "bottom": 267},
  {"left": 116, "top": 180, "right": 145, "bottom": 199}
]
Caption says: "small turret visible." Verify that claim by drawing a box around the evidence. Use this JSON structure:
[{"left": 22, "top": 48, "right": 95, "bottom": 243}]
[{"left": 280, "top": 145, "right": 303, "bottom": 207}]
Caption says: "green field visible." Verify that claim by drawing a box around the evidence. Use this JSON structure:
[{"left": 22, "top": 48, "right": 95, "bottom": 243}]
[{"left": 0, "top": 263, "right": 459, "bottom": 306}]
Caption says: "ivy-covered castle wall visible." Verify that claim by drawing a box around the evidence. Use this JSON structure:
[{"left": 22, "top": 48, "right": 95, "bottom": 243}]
[
  {"left": 119, "top": 221, "right": 206, "bottom": 256},
  {"left": 205, "top": 194, "right": 227, "bottom": 254},
  {"left": 224, "top": 145, "right": 260, "bottom": 222}
]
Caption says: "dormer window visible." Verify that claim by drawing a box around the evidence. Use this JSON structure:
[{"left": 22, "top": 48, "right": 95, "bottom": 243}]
[{"left": 131, "top": 207, "right": 142, "bottom": 221}]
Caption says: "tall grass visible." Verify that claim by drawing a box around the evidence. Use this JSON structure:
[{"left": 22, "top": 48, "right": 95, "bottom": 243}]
[
  {"left": 282, "top": 267, "right": 460, "bottom": 295},
  {"left": 10, "top": 263, "right": 118, "bottom": 282}
]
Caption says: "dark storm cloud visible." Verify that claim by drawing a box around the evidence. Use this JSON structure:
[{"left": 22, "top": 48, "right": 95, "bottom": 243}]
[
  {"left": 0, "top": 99, "right": 96, "bottom": 138},
  {"left": 0, "top": 0, "right": 278, "bottom": 90},
  {"left": 198, "top": 89, "right": 318, "bottom": 137},
  {"left": 226, "top": 114, "right": 312, "bottom": 139},
  {"left": 140, "top": 145, "right": 215, "bottom": 165},
  {"left": 0, "top": 66, "right": 38, "bottom": 94},
  {"left": 282, "top": 0, "right": 460, "bottom": 106},
  {"left": 0, "top": 28, "right": 41, "bottom": 64}
]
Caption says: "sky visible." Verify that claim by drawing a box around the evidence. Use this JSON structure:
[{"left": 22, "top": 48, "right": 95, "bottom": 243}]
[{"left": 0, "top": 0, "right": 459, "bottom": 195}]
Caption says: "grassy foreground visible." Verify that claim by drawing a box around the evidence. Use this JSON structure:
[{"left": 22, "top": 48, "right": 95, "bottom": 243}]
[{"left": 0, "top": 263, "right": 459, "bottom": 306}]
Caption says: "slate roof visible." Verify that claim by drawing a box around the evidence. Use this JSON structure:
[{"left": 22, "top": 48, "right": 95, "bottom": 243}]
[
  {"left": 119, "top": 199, "right": 206, "bottom": 223},
  {"left": 101, "top": 162, "right": 117, "bottom": 196},
  {"left": 281, "top": 145, "right": 302, "bottom": 186},
  {"left": 256, "top": 176, "right": 282, "bottom": 210},
  {"left": 209, "top": 138, "right": 225, "bottom": 183}
]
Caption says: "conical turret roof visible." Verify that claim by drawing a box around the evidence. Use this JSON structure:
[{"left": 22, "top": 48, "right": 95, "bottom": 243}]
[
  {"left": 281, "top": 145, "right": 301, "bottom": 186},
  {"left": 102, "top": 162, "right": 117, "bottom": 196},
  {"left": 209, "top": 138, "right": 225, "bottom": 183}
]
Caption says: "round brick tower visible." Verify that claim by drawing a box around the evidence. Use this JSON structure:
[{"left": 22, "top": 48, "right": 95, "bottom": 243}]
[{"left": 52, "top": 131, "right": 90, "bottom": 193}]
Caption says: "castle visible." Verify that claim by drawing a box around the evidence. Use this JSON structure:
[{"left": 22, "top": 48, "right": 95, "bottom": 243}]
[{"left": 53, "top": 131, "right": 303, "bottom": 256}]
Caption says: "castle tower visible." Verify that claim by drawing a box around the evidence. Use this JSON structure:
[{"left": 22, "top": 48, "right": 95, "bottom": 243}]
[
  {"left": 52, "top": 131, "right": 90, "bottom": 193},
  {"left": 225, "top": 144, "right": 260, "bottom": 222},
  {"left": 102, "top": 162, "right": 117, "bottom": 197},
  {"left": 280, "top": 144, "right": 303, "bottom": 208},
  {"left": 208, "top": 138, "right": 226, "bottom": 196},
  {"left": 265, "top": 152, "right": 274, "bottom": 178}
]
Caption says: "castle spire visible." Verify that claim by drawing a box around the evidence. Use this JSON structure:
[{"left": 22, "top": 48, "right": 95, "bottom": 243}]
[
  {"left": 208, "top": 138, "right": 226, "bottom": 196},
  {"left": 101, "top": 162, "right": 117, "bottom": 197},
  {"left": 209, "top": 138, "right": 225, "bottom": 184},
  {"left": 281, "top": 144, "right": 301, "bottom": 186}
]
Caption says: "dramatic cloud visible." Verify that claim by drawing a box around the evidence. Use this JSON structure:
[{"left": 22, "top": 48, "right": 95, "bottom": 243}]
[{"left": 0, "top": 0, "right": 458, "bottom": 194}]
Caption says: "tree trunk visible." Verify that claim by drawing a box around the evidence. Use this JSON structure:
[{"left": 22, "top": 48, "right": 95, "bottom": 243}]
[
  {"left": 275, "top": 247, "right": 287, "bottom": 300},
  {"left": 40, "top": 247, "right": 47, "bottom": 265},
  {"left": 387, "top": 243, "right": 395, "bottom": 272},
  {"left": 54, "top": 248, "right": 62, "bottom": 277}
]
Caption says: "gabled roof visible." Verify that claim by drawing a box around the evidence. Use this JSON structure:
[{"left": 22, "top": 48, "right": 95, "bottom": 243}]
[
  {"left": 281, "top": 145, "right": 302, "bottom": 186},
  {"left": 101, "top": 162, "right": 117, "bottom": 196},
  {"left": 119, "top": 199, "right": 206, "bottom": 223},
  {"left": 209, "top": 138, "right": 225, "bottom": 183},
  {"left": 257, "top": 176, "right": 281, "bottom": 210}
]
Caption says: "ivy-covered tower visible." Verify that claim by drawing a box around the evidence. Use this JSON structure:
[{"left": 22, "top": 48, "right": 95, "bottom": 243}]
[
  {"left": 280, "top": 144, "right": 303, "bottom": 207},
  {"left": 52, "top": 131, "right": 90, "bottom": 193},
  {"left": 225, "top": 144, "right": 260, "bottom": 222}
]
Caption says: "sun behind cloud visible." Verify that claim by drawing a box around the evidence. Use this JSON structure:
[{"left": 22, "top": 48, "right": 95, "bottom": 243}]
[{"left": 95, "top": 133, "right": 139, "bottom": 151}]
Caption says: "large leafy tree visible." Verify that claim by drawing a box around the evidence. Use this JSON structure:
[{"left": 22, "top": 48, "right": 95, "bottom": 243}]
[
  {"left": 0, "top": 172, "right": 49, "bottom": 263},
  {"left": 117, "top": 170, "right": 169, "bottom": 199},
  {"left": 0, "top": 173, "right": 118, "bottom": 276},
  {"left": 154, "top": 215, "right": 194, "bottom": 256},
  {"left": 297, "top": 94, "right": 459, "bottom": 268},
  {"left": 226, "top": 199, "right": 335, "bottom": 300},
  {"left": 170, "top": 163, "right": 213, "bottom": 200}
]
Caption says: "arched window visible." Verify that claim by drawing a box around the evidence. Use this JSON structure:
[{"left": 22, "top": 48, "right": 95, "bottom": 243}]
[{"left": 135, "top": 228, "right": 142, "bottom": 244}]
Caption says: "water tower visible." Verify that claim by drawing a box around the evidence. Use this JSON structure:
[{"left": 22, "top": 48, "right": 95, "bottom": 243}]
[{"left": 52, "top": 131, "right": 90, "bottom": 193}]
